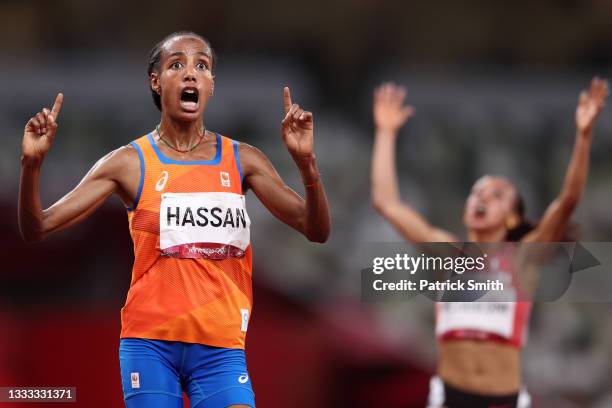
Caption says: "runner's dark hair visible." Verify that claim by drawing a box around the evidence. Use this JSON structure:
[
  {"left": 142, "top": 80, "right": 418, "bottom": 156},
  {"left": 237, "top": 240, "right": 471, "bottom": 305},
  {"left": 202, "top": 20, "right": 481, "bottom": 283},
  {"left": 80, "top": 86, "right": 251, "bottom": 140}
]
[{"left": 147, "top": 31, "right": 216, "bottom": 111}]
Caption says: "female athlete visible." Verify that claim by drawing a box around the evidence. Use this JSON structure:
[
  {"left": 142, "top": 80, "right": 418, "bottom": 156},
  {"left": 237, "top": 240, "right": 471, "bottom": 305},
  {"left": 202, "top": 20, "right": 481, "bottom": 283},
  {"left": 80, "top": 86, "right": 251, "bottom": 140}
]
[
  {"left": 371, "top": 79, "right": 607, "bottom": 408},
  {"left": 18, "top": 31, "right": 331, "bottom": 408}
]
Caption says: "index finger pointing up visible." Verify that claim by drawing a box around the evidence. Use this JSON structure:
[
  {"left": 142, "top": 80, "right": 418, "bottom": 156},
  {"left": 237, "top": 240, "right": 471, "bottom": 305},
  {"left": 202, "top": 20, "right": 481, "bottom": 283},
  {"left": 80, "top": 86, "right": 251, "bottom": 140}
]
[
  {"left": 50, "top": 93, "right": 64, "bottom": 120},
  {"left": 283, "top": 86, "right": 292, "bottom": 114}
]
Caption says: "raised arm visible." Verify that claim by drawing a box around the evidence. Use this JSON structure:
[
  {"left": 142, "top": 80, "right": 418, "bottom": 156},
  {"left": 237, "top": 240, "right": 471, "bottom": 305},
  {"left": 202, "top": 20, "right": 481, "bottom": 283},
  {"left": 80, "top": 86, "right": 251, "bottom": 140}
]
[
  {"left": 371, "top": 83, "right": 456, "bottom": 243},
  {"left": 18, "top": 93, "right": 139, "bottom": 242},
  {"left": 524, "top": 77, "right": 608, "bottom": 242},
  {"left": 239, "top": 87, "right": 330, "bottom": 243}
]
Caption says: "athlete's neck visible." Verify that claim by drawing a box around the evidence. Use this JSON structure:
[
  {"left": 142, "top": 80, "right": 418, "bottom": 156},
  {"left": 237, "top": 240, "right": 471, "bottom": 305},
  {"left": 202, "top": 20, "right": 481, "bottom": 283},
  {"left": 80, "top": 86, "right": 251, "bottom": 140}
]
[
  {"left": 467, "top": 227, "right": 507, "bottom": 243},
  {"left": 158, "top": 116, "right": 206, "bottom": 151}
]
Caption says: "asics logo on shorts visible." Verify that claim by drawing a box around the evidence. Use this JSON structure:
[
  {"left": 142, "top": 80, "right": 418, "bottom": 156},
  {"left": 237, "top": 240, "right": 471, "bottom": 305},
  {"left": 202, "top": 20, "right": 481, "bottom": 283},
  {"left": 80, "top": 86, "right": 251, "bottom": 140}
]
[
  {"left": 238, "top": 373, "right": 249, "bottom": 384},
  {"left": 155, "top": 171, "right": 169, "bottom": 191}
]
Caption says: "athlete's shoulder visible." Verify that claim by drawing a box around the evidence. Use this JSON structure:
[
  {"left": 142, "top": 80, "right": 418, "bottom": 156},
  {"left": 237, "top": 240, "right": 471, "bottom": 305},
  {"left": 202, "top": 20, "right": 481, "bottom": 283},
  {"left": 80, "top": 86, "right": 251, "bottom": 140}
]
[
  {"left": 217, "top": 133, "right": 265, "bottom": 163},
  {"left": 90, "top": 143, "right": 140, "bottom": 182},
  {"left": 111, "top": 144, "right": 140, "bottom": 166},
  {"left": 237, "top": 141, "right": 269, "bottom": 163},
  {"left": 226, "top": 139, "right": 271, "bottom": 180}
]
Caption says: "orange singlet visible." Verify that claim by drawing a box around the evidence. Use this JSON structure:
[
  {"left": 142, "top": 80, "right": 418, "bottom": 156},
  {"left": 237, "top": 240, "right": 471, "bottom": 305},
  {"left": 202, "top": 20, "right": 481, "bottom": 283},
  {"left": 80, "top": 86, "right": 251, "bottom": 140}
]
[{"left": 121, "top": 132, "right": 252, "bottom": 349}]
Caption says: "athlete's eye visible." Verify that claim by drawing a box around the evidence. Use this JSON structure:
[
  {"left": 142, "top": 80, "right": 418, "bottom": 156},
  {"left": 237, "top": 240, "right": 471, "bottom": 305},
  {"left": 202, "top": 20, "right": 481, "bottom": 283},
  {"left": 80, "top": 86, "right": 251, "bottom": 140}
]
[
  {"left": 171, "top": 61, "right": 183, "bottom": 70},
  {"left": 196, "top": 62, "right": 208, "bottom": 70}
]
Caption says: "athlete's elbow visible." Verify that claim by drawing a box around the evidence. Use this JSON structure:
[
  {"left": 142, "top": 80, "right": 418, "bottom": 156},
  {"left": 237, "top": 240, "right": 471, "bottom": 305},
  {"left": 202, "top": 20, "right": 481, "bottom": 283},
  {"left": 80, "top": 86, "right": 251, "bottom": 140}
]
[
  {"left": 372, "top": 197, "right": 398, "bottom": 219},
  {"left": 371, "top": 193, "right": 386, "bottom": 213},
  {"left": 372, "top": 198, "right": 385, "bottom": 214},
  {"left": 306, "top": 230, "right": 329, "bottom": 243},
  {"left": 20, "top": 228, "right": 45, "bottom": 244},
  {"left": 303, "top": 220, "right": 330, "bottom": 243},
  {"left": 18, "top": 219, "right": 49, "bottom": 243},
  {"left": 371, "top": 191, "right": 395, "bottom": 215}
]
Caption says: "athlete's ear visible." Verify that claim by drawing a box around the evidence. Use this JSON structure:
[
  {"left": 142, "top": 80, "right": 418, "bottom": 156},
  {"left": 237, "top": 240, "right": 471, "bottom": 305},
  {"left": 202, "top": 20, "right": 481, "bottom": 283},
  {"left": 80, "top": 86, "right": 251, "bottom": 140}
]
[
  {"left": 150, "top": 72, "right": 161, "bottom": 95},
  {"left": 210, "top": 80, "right": 214, "bottom": 97},
  {"left": 506, "top": 214, "right": 519, "bottom": 230}
]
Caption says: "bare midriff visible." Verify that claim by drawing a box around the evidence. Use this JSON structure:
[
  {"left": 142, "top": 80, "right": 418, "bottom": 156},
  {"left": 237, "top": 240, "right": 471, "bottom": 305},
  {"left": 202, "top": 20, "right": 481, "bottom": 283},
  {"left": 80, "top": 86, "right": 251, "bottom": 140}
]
[{"left": 438, "top": 339, "right": 520, "bottom": 395}]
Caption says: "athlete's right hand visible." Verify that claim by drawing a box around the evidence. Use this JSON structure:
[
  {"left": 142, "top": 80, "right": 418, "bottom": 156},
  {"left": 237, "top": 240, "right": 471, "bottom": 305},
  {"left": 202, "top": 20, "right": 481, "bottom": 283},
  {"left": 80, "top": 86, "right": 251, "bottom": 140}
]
[
  {"left": 575, "top": 77, "right": 608, "bottom": 136},
  {"left": 373, "top": 83, "right": 414, "bottom": 134},
  {"left": 22, "top": 93, "right": 63, "bottom": 163}
]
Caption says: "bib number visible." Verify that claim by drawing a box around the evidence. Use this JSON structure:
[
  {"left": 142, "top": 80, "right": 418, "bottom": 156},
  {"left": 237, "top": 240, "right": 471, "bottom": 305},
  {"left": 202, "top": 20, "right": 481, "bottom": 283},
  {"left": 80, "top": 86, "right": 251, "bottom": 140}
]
[
  {"left": 159, "top": 192, "right": 250, "bottom": 259},
  {"left": 436, "top": 301, "right": 516, "bottom": 338}
]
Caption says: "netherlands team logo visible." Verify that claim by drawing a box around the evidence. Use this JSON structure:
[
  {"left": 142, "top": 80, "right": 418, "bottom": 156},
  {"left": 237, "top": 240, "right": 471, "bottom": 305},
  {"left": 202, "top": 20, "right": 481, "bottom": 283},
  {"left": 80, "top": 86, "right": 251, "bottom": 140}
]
[
  {"left": 220, "top": 171, "right": 231, "bottom": 187},
  {"left": 130, "top": 372, "right": 140, "bottom": 389}
]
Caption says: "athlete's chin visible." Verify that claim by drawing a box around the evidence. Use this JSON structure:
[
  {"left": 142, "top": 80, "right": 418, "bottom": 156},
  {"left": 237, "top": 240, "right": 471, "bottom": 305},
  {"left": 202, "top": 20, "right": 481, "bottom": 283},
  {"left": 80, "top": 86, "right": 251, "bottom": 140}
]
[
  {"left": 465, "top": 218, "right": 494, "bottom": 231},
  {"left": 172, "top": 110, "right": 202, "bottom": 122}
]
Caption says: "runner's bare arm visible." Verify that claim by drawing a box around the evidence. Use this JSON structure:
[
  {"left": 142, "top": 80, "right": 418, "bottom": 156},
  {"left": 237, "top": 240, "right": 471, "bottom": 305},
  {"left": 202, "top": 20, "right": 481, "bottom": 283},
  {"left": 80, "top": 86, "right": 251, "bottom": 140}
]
[
  {"left": 371, "top": 83, "right": 456, "bottom": 243},
  {"left": 524, "top": 77, "right": 608, "bottom": 242},
  {"left": 18, "top": 93, "right": 139, "bottom": 242},
  {"left": 238, "top": 87, "right": 331, "bottom": 243}
]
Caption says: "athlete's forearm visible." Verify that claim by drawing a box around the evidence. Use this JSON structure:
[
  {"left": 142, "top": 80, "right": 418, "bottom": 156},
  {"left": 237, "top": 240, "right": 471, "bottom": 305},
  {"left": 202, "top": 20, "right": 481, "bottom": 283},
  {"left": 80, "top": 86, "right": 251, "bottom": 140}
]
[
  {"left": 523, "top": 131, "right": 593, "bottom": 242},
  {"left": 371, "top": 129, "right": 402, "bottom": 209},
  {"left": 18, "top": 158, "right": 47, "bottom": 242},
  {"left": 558, "top": 130, "right": 592, "bottom": 210},
  {"left": 295, "top": 155, "right": 330, "bottom": 243}
]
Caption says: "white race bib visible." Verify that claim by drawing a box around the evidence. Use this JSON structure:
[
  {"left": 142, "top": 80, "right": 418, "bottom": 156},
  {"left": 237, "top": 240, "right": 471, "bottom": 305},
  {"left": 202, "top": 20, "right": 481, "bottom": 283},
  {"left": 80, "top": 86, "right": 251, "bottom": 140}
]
[
  {"left": 436, "top": 301, "right": 516, "bottom": 338},
  {"left": 159, "top": 192, "right": 250, "bottom": 259},
  {"left": 436, "top": 261, "right": 520, "bottom": 338}
]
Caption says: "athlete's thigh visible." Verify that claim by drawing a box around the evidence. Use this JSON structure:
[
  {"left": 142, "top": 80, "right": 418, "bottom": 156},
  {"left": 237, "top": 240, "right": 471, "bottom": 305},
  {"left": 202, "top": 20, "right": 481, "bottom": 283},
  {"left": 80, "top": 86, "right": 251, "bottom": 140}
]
[
  {"left": 119, "top": 338, "right": 183, "bottom": 407},
  {"left": 124, "top": 393, "right": 183, "bottom": 408},
  {"left": 186, "top": 369, "right": 255, "bottom": 408},
  {"left": 184, "top": 345, "right": 255, "bottom": 408}
]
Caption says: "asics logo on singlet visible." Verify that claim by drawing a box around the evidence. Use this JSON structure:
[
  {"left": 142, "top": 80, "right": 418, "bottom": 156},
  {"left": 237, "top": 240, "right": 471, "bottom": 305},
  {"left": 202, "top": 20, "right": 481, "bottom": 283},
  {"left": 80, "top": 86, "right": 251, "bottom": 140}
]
[
  {"left": 238, "top": 373, "right": 249, "bottom": 384},
  {"left": 155, "top": 171, "right": 169, "bottom": 191}
]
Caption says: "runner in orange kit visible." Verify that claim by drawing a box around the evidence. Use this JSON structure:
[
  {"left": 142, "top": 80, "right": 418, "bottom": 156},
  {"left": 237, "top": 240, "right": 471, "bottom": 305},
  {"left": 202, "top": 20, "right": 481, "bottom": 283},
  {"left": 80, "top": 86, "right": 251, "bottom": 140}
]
[{"left": 18, "top": 31, "right": 330, "bottom": 408}]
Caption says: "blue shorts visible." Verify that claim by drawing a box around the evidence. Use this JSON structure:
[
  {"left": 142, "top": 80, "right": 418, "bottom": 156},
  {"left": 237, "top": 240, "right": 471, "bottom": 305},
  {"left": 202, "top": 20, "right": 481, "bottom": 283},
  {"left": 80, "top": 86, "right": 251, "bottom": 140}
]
[{"left": 119, "top": 338, "right": 255, "bottom": 408}]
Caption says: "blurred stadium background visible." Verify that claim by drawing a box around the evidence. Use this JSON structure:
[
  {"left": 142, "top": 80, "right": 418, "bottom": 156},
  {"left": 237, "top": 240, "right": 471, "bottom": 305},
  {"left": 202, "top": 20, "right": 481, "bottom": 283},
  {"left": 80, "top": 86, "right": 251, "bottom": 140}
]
[{"left": 2, "top": 1, "right": 612, "bottom": 407}]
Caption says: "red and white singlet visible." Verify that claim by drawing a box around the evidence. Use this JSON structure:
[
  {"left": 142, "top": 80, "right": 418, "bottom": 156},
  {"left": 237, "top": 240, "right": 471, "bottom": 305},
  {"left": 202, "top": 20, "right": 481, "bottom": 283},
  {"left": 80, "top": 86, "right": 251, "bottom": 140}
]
[{"left": 435, "top": 245, "right": 532, "bottom": 348}]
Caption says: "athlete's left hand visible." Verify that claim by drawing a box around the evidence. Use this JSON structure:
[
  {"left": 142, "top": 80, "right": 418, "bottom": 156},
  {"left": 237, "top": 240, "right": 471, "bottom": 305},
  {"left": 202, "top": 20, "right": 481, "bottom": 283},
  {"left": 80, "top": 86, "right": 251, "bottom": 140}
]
[
  {"left": 576, "top": 76, "right": 608, "bottom": 136},
  {"left": 281, "top": 87, "right": 314, "bottom": 160}
]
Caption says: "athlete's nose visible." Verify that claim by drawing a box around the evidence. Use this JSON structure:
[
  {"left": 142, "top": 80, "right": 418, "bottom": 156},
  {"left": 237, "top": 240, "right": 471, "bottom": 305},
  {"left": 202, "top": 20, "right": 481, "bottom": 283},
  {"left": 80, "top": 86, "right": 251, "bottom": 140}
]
[
  {"left": 183, "top": 64, "right": 197, "bottom": 82},
  {"left": 474, "top": 188, "right": 491, "bottom": 203}
]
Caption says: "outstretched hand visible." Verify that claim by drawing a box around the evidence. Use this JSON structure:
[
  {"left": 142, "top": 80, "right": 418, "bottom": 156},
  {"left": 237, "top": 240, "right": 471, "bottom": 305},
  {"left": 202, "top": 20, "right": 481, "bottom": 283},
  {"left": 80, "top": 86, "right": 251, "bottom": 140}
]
[
  {"left": 576, "top": 77, "right": 608, "bottom": 135},
  {"left": 373, "top": 82, "right": 414, "bottom": 134},
  {"left": 281, "top": 87, "right": 314, "bottom": 159},
  {"left": 23, "top": 93, "right": 64, "bottom": 163}
]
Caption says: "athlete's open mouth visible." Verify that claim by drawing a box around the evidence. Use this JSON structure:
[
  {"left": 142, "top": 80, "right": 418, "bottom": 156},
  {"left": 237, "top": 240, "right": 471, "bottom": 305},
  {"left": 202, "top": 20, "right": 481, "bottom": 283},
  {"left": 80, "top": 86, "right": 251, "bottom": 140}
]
[
  {"left": 181, "top": 88, "right": 199, "bottom": 103},
  {"left": 475, "top": 204, "right": 487, "bottom": 217},
  {"left": 180, "top": 87, "right": 199, "bottom": 113}
]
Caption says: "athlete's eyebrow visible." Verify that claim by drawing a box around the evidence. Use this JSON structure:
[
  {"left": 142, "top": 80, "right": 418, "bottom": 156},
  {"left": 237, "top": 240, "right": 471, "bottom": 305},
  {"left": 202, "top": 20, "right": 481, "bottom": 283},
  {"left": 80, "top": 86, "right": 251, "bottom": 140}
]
[{"left": 168, "top": 51, "right": 211, "bottom": 58}]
